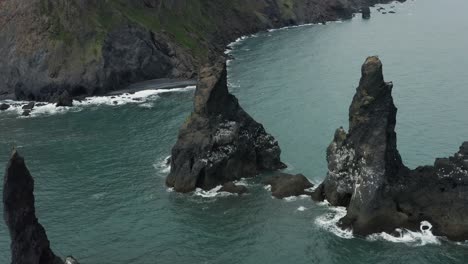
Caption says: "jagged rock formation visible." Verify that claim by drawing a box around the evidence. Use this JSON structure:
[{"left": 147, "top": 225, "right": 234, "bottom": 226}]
[
  {"left": 264, "top": 173, "right": 314, "bottom": 199},
  {"left": 166, "top": 62, "right": 285, "bottom": 192},
  {"left": 0, "top": 0, "right": 403, "bottom": 102},
  {"left": 3, "top": 150, "right": 64, "bottom": 264},
  {"left": 313, "top": 56, "right": 468, "bottom": 241}
]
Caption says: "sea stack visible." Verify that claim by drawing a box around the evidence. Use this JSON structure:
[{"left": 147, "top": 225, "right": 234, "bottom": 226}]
[
  {"left": 313, "top": 56, "right": 468, "bottom": 240},
  {"left": 3, "top": 150, "right": 63, "bottom": 264},
  {"left": 167, "top": 62, "right": 286, "bottom": 193}
]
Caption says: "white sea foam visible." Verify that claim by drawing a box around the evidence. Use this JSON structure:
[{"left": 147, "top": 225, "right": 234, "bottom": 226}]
[
  {"left": 316, "top": 202, "right": 443, "bottom": 246},
  {"left": 0, "top": 86, "right": 195, "bottom": 118},
  {"left": 297, "top": 206, "right": 307, "bottom": 212},
  {"left": 284, "top": 196, "right": 297, "bottom": 202},
  {"left": 154, "top": 155, "right": 171, "bottom": 174},
  {"left": 367, "top": 221, "right": 441, "bottom": 246},
  {"left": 233, "top": 178, "right": 249, "bottom": 186},
  {"left": 193, "top": 185, "right": 234, "bottom": 198},
  {"left": 315, "top": 206, "right": 354, "bottom": 239},
  {"left": 264, "top": 185, "right": 272, "bottom": 191}
]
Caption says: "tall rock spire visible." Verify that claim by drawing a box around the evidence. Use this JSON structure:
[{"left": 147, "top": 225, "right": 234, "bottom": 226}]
[
  {"left": 3, "top": 150, "right": 63, "bottom": 264},
  {"left": 314, "top": 56, "right": 468, "bottom": 241}
]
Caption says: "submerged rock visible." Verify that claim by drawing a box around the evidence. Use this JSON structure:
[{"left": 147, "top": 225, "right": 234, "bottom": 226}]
[
  {"left": 264, "top": 173, "right": 313, "bottom": 199},
  {"left": 361, "top": 7, "right": 371, "bottom": 19},
  {"left": 0, "top": 103, "right": 10, "bottom": 111},
  {"left": 313, "top": 56, "right": 468, "bottom": 241},
  {"left": 22, "top": 110, "right": 31, "bottom": 116},
  {"left": 219, "top": 182, "right": 248, "bottom": 195},
  {"left": 3, "top": 150, "right": 63, "bottom": 264},
  {"left": 167, "top": 62, "right": 286, "bottom": 193}
]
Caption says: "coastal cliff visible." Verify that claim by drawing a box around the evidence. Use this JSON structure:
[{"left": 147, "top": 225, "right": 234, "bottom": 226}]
[
  {"left": 313, "top": 56, "right": 468, "bottom": 241},
  {"left": 0, "top": 0, "right": 402, "bottom": 101}
]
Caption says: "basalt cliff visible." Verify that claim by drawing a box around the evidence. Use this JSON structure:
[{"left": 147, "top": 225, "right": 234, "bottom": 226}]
[
  {"left": 3, "top": 150, "right": 78, "bottom": 264},
  {"left": 167, "top": 62, "right": 285, "bottom": 192},
  {"left": 313, "top": 56, "right": 468, "bottom": 241},
  {"left": 0, "top": 0, "right": 403, "bottom": 101}
]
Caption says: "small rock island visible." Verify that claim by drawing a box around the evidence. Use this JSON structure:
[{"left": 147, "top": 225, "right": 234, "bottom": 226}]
[{"left": 166, "top": 62, "right": 286, "bottom": 193}]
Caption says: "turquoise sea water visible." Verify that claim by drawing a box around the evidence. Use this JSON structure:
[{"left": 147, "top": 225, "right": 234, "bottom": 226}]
[{"left": 1, "top": 0, "right": 468, "bottom": 263}]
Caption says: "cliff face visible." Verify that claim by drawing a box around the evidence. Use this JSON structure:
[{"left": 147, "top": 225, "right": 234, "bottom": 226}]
[
  {"left": 314, "top": 57, "right": 468, "bottom": 241},
  {"left": 3, "top": 150, "right": 63, "bottom": 264},
  {"left": 167, "top": 62, "right": 286, "bottom": 192},
  {"left": 0, "top": 0, "right": 399, "bottom": 101}
]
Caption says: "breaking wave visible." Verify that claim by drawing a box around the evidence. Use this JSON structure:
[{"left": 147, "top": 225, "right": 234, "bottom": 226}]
[
  {"left": 315, "top": 202, "right": 442, "bottom": 246},
  {"left": 0, "top": 86, "right": 195, "bottom": 118}
]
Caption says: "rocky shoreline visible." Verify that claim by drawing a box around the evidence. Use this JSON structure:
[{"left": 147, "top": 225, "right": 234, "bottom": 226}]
[{"left": 0, "top": 0, "right": 404, "bottom": 103}]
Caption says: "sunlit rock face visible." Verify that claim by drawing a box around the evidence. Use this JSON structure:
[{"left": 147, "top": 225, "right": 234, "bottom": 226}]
[
  {"left": 314, "top": 57, "right": 468, "bottom": 241},
  {"left": 167, "top": 62, "right": 286, "bottom": 193}
]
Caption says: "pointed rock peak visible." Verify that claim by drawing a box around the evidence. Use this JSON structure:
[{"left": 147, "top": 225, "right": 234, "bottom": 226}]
[
  {"left": 358, "top": 56, "right": 388, "bottom": 97},
  {"left": 3, "top": 150, "right": 63, "bottom": 264},
  {"left": 194, "top": 62, "right": 231, "bottom": 116},
  {"left": 167, "top": 61, "right": 285, "bottom": 193}
]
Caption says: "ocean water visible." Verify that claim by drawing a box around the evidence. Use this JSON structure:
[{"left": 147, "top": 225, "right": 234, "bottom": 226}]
[{"left": 1, "top": 0, "right": 468, "bottom": 263}]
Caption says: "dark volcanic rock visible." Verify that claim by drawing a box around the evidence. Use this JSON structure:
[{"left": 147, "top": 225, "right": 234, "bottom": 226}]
[
  {"left": 219, "top": 182, "right": 248, "bottom": 195},
  {"left": 314, "top": 56, "right": 468, "bottom": 241},
  {"left": 0, "top": 0, "right": 401, "bottom": 101},
  {"left": 22, "top": 110, "right": 31, "bottom": 117},
  {"left": 166, "top": 62, "right": 286, "bottom": 193},
  {"left": 22, "top": 102, "right": 35, "bottom": 110},
  {"left": 264, "top": 173, "right": 314, "bottom": 199},
  {"left": 362, "top": 7, "right": 371, "bottom": 19},
  {"left": 55, "top": 90, "right": 73, "bottom": 107},
  {"left": 0, "top": 103, "right": 10, "bottom": 111},
  {"left": 3, "top": 150, "right": 63, "bottom": 264}
]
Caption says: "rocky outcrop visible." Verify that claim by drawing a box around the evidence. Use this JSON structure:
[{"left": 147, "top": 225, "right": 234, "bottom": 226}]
[
  {"left": 362, "top": 7, "right": 371, "bottom": 19},
  {"left": 0, "top": 103, "right": 10, "bottom": 111},
  {"left": 219, "top": 182, "right": 248, "bottom": 195},
  {"left": 166, "top": 62, "right": 285, "bottom": 192},
  {"left": 0, "top": 0, "right": 403, "bottom": 102},
  {"left": 55, "top": 90, "right": 73, "bottom": 107},
  {"left": 313, "top": 56, "right": 468, "bottom": 241},
  {"left": 22, "top": 102, "right": 35, "bottom": 110},
  {"left": 264, "top": 173, "right": 314, "bottom": 199},
  {"left": 3, "top": 150, "right": 64, "bottom": 264}
]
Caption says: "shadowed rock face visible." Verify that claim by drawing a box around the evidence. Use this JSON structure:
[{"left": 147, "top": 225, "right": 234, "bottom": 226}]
[
  {"left": 167, "top": 62, "right": 286, "bottom": 193},
  {"left": 313, "top": 56, "right": 468, "bottom": 240},
  {"left": 3, "top": 150, "right": 63, "bottom": 264}
]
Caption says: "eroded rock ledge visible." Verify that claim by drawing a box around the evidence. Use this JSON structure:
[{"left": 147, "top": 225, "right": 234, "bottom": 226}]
[
  {"left": 313, "top": 56, "right": 468, "bottom": 241},
  {"left": 166, "top": 62, "right": 286, "bottom": 193},
  {"left": 3, "top": 150, "right": 78, "bottom": 264}
]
